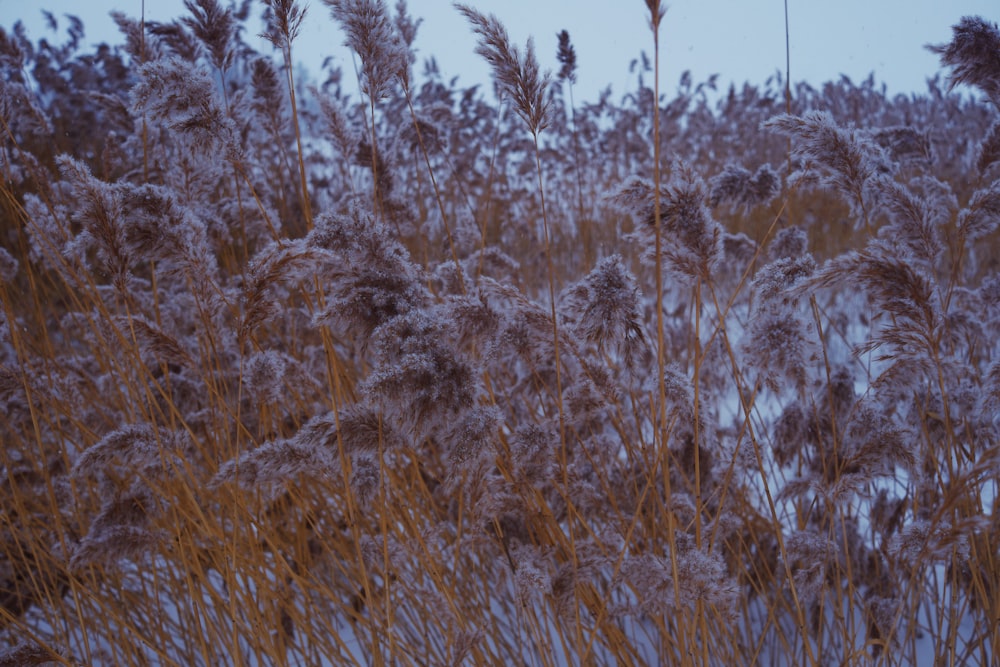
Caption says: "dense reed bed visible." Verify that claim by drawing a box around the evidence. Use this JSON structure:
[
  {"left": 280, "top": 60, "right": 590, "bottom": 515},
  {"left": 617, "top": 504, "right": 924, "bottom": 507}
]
[{"left": 1, "top": 2, "right": 998, "bottom": 665}]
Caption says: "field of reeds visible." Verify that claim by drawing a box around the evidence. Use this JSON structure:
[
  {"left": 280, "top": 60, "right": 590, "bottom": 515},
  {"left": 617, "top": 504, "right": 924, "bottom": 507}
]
[{"left": 1, "top": 1, "right": 999, "bottom": 665}]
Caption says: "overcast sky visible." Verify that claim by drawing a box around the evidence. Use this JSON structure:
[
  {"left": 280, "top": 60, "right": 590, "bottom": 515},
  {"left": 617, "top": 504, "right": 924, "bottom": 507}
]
[{"left": 5, "top": 1, "right": 997, "bottom": 104}]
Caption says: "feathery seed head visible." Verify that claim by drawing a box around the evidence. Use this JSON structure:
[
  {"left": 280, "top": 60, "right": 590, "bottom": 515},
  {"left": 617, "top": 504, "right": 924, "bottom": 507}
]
[
  {"left": 455, "top": 4, "right": 551, "bottom": 134},
  {"left": 928, "top": 16, "right": 1000, "bottom": 106},
  {"left": 609, "top": 167, "right": 722, "bottom": 282},
  {"left": 262, "top": 0, "right": 308, "bottom": 47},
  {"left": 708, "top": 163, "right": 780, "bottom": 211},
  {"left": 556, "top": 30, "right": 577, "bottom": 84},
  {"left": 0, "top": 246, "right": 18, "bottom": 283},
  {"left": 324, "top": 0, "right": 410, "bottom": 98},
  {"left": 131, "top": 57, "right": 238, "bottom": 154},
  {"left": 181, "top": 0, "right": 236, "bottom": 71},
  {"left": 245, "top": 350, "right": 288, "bottom": 405},
  {"left": 769, "top": 226, "right": 809, "bottom": 260}
]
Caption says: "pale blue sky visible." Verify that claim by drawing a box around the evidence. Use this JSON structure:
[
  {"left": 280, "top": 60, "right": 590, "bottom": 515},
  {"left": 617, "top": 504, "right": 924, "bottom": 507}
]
[{"left": 6, "top": 1, "right": 997, "bottom": 103}]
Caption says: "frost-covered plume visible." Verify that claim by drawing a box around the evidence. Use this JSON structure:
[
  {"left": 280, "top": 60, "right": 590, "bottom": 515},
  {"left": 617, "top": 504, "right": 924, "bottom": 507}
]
[
  {"left": 261, "top": 0, "right": 308, "bottom": 52},
  {"left": 181, "top": 0, "right": 238, "bottom": 73},
  {"left": 807, "top": 240, "right": 940, "bottom": 372},
  {"left": 765, "top": 111, "right": 890, "bottom": 229},
  {"left": 308, "top": 209, "right": 427, "bottom": 342},
  {"left": 244, "top": 349, "right": 290, "bottom": 405},
  {"left": 767, "top": 225, "right": 809, "bottom": 261},
  {"left": 928, "top": 16, "right": 1000, "bottom": 109},
  {"left": 240, "top": 239, "right": 328, "bottom": 345},
  {"left": 71, "top": 424, "right": 190, "bottom": 568},
  {"left": 312, "top": 85, "right": 360, "bottom": 166},
  {"left": 0, "top": 31, "right": 52, "bottom": 142},
  {"left": 361, "top": 310, "right": 479, "bottom": 443},
  {"left": 559, "top": 254, "right": 645, "bottom": 369},
  {"left": 873, "top": 126, "right": 932, "bottom": 165},
  {"left": 0, "top": 247, "right": 17, "bottom": 283},
  {"left": 871, "top": 176, "right": 950, "bottom": 266},
  {"left": 212, "top": 434, "right": 338, "bottom": 500},
  {"left": 744, "top": 254, "right": 817, "bottom": 394},
  {"left": 0, "top": 640, "right": 61, "bottom": 666},
  {"left": 251, "top": 56, "right": 290, "bottom": 143},
  {"left": 454, "top": 3, "right": 551, "bottom": 135},
  {"left": 782, "top": 530, "right": 836, "bottom": 604},
  {"left": 130, "top": 56, "right": 239, "bottom": 157},
  {"left": 615, "top": 536, "right": 737, "bottom": 617},
  {"left": 957, "top": 180, "right": 1000, "bottom": 244},
  {"left": 608, "top": 165, "right": 722, "bottom": 283},
  {"left": 56, "top": 156, "right": 132, "bottom": 293},
  {"left": 976, "top": 121, "right": 1000, "bottom": 176},
  {"left": 323, "top": 0, "right": 410, "bottom": 99},
  {"left": 708, "top": 162, "right": 780, "bottom": 212}
]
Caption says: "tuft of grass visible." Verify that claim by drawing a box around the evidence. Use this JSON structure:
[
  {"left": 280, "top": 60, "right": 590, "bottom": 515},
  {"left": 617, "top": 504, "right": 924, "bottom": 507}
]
[{"left": 1, "top": 3, "right": 999, "bottom": 666}]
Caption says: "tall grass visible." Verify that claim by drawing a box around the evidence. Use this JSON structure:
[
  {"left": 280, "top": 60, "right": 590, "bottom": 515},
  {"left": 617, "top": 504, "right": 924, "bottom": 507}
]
[{"left": 1, "top": 3, "right": 999, "bottom": 665}]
